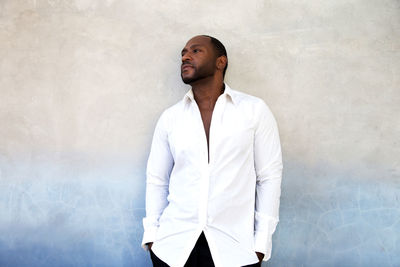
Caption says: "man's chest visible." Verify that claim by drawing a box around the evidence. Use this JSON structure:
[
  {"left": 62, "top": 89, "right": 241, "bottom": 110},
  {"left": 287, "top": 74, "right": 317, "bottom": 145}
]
[
  {"left": 167, "top": 107, "right": 255, "bottom": 163},
  {"left": 198, "top": 108, "right": 213, "bottom": 139}
]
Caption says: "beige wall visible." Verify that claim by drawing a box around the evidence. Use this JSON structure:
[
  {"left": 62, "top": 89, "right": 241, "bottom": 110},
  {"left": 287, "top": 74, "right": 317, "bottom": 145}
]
[{"left": 0, "top": 0, "right": 399, "bottom": 266}]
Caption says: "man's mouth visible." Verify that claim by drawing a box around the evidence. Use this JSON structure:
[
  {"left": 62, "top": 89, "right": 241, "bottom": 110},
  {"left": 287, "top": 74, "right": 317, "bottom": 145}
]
[{"left": 181, "top": 63, "right": 194, "bottom": 71}]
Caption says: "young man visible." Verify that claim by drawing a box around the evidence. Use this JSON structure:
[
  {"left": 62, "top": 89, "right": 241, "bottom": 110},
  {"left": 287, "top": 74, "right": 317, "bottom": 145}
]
[{"left": 142, "top": 35, "right": 282, "bottom": 267}]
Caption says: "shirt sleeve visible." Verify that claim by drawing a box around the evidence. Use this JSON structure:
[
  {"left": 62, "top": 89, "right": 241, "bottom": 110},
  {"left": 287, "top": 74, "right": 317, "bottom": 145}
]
[
  {"left": 141, "top": 111, "right": 174, "bottom": 250},
  {"left": 253, "top": 101, "right": 283, "bottom": 261}
]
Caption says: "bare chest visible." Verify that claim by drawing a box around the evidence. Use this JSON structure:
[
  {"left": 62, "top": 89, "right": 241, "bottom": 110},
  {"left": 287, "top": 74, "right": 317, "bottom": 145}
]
[{"left": 199, "top": 108, "right": 213, "bottom": 141}]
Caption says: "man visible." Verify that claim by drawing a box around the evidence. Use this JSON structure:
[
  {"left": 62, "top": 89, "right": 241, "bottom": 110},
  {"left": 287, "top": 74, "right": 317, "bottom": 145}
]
[{"left": 142, "top": 35, "right": 282, "bottom": 267}]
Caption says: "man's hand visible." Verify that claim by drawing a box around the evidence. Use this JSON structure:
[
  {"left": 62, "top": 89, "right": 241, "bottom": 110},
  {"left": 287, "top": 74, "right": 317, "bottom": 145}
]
[
  {"left": 146, "top": 242, "right": 153, "bottom": 251},
  {"left": 256, "top": 252, "right": 264, "bottom": 263}
]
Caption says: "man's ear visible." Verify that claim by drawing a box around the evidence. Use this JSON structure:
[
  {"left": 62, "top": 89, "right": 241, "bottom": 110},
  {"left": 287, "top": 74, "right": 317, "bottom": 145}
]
[{"left": 217, "top": 56, "right": 227, "bottom": 71}]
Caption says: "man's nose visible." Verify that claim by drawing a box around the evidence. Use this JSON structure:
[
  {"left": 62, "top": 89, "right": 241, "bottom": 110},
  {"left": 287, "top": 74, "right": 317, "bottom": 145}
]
[{"left": 182, "top": 52, "right": 191, "bottom": 62}]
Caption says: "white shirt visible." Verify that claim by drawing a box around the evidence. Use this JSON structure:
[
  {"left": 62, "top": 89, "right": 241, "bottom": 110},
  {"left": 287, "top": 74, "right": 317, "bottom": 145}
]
[{"left": 142, "top": 84, "right": 282, "bottom": 267}]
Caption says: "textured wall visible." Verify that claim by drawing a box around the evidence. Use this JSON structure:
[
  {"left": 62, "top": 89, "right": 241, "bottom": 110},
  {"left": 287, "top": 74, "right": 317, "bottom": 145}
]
[{"left": 0, "top": 0, "right": 399, "bottom": 266}]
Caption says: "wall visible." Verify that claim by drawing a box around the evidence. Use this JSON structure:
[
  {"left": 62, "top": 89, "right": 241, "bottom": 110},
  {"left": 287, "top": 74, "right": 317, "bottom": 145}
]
[{"left": 0, "top": 0, "right": 399, "bottom": 266}]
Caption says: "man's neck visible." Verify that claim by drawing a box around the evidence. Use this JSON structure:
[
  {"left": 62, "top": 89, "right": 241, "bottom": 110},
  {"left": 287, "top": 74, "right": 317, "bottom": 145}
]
[{"left": 191, "top": 78, "right": 225, "bottom": 110}]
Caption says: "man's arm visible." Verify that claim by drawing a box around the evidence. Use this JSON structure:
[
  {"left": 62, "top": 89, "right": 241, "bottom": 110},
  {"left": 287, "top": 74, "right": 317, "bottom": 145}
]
[
  {"left": 142, "top": 112, "right": 174, "bottom": 250},
  {"left": 253, "top": 101, "right": 283, "bottom": 262}
]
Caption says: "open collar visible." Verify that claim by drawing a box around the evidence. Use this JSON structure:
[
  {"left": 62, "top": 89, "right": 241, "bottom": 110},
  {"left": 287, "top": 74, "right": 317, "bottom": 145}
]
[{"left": 183, "top": 83, "right": 237, "bottom": 105}]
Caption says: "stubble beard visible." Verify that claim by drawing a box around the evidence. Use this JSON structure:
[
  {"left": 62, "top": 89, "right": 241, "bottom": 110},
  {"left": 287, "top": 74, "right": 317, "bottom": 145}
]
[
  {"left": 181, "top": 73, "right": 197, "bottom": 84},
  {"left": 181, "top": 64, "right": 215, "bottom": 85}
]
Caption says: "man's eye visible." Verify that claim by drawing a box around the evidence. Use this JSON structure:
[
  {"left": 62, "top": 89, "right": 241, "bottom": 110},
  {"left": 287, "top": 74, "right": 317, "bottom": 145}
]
[{"left": 193, "top": 49, "right": 199, "bottom": 53}]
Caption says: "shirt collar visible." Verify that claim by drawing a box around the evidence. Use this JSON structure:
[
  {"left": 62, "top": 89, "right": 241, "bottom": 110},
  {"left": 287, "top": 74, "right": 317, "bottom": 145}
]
[{"left": 183, "top": 83, "right": 237, "bottom": 105}]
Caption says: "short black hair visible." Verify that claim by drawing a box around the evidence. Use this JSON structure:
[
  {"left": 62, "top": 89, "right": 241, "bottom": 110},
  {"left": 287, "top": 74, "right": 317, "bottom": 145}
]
[{"left": 202, "top": 35, "right": 228, "bottom": 77}]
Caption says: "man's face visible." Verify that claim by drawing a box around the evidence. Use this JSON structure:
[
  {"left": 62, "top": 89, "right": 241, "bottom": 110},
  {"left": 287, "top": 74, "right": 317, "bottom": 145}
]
[{"left": 181, "top": 36, "right": 217, "bottom": 84}]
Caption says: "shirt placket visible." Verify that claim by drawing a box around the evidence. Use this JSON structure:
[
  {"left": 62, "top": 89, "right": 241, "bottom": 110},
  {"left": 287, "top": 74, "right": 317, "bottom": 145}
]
[
  {"left": 190, "top": 101, "right": 208, "bottom": 229},
  {"left": 191, "top": 96, "right": 225, "bottom": 229}
]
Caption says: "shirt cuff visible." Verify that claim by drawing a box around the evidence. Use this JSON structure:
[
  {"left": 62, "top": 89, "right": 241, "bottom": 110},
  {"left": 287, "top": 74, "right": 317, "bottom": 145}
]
[
  {"left": 254, "top": 230, "right": 272, "bottom": 261},
  {"left": 141, "top": 227, "right": 158, "bottom": 250}
]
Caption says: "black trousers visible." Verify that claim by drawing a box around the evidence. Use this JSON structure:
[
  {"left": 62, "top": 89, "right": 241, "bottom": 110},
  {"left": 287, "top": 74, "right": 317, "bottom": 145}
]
[{"left": 150, "top": 232, "right": 261, "bottom": 267}]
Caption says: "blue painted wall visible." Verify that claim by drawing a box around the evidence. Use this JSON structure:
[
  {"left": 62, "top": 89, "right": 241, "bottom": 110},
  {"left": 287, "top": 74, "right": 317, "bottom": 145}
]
[
  {"left": 1, "top": 157, "right": 398, "bottom": 266},
  {"left": 267, "top": 160, "right": 400, "bottom": 267},
  {"left": 0, "top": 157, "right": 151, "bottom": 266},
  {"left": 0, "top": 0, "right": 399, "bottom": 266}
]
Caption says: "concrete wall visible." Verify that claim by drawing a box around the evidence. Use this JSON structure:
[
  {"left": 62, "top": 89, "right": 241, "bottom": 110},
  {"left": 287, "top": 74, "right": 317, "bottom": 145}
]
[{"left": 0, "top": 0, "right": 399, "bottom": 266}]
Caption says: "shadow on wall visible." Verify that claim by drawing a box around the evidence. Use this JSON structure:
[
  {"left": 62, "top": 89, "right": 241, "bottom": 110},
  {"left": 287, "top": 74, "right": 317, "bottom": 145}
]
[{"left": 0, "top": 158, "right": 399, "bottom": 267}]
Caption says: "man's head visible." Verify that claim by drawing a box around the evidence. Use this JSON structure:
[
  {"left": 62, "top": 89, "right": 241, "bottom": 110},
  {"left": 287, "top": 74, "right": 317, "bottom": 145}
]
[{"left": 181, "top": 35, "right": 228, "bottom": 85}]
